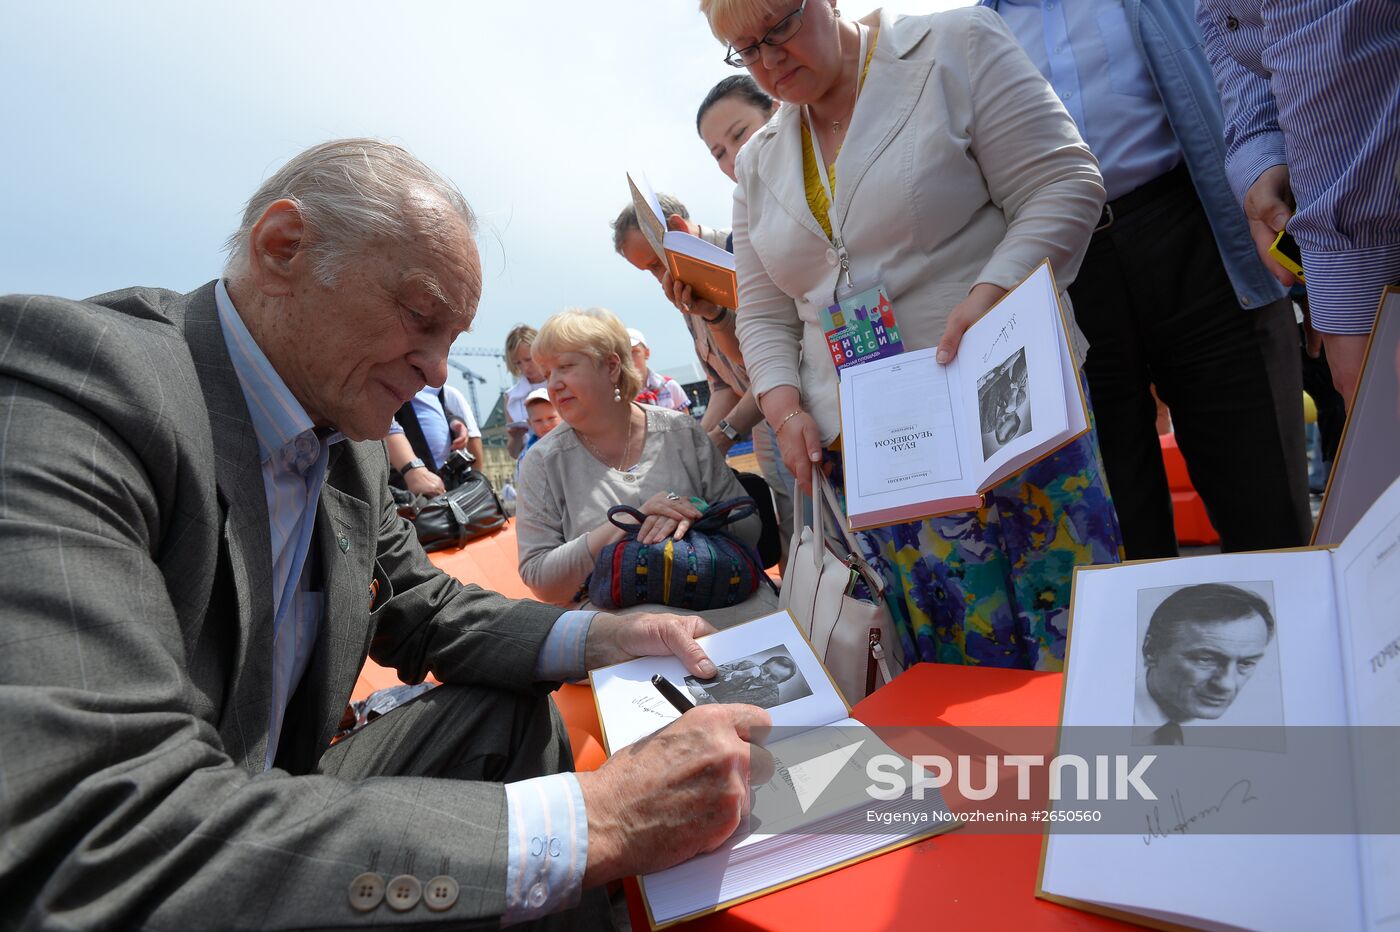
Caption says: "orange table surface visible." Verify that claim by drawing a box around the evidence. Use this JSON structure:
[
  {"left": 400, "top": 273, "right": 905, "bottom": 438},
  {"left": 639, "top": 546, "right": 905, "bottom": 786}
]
[
  {"left": 351, "top": 524, "right": 532, "bottom": 701},
  {"left": 625, "top": 664, "right": 1132, "bottom": 931}
]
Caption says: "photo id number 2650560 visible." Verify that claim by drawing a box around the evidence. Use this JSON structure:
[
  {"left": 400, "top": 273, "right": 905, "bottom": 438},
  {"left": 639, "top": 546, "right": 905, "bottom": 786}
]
[{"left": 1032, "top": 809, "right": 1103, "bottom": 822}]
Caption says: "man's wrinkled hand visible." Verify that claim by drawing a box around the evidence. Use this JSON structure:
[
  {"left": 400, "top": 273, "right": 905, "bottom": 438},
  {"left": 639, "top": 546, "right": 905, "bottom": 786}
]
[
  {"left": 577, "top": 703, "right": 774, "bottom": 885},
  {"left": 585, "top": 611, "right": 717, "bottom": 677}
]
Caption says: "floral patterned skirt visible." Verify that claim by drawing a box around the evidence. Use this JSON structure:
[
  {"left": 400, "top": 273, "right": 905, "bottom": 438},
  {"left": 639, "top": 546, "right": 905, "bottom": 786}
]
[{"left": 827, "top": 409, "right": 1123, "bottom": 672}]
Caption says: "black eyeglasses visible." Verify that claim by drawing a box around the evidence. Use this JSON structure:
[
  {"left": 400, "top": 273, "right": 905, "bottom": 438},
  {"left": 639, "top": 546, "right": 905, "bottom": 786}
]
[{"left": 724, "top": 0, "right": 808, "bottom": 68}]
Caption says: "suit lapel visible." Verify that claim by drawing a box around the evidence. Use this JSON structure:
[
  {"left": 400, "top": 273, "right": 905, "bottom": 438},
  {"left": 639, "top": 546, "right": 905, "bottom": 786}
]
[
  {"left": 177, "top": 282, "right": 276, "bottom": 773},
  {"left": 831, "top": 12, "right": 934, "bottom": 230}
]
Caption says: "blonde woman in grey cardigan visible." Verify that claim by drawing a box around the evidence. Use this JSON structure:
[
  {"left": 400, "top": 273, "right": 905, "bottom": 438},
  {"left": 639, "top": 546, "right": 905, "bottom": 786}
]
[{"left": 515, "top": 307, "right": 779, "bottom": 628}]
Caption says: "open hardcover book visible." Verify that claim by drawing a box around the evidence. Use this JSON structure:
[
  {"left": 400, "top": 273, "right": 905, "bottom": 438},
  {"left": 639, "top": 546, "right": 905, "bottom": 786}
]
[
  {"left": 837, "top": 261, "right": 1088, "bottom": 530},
  {"left": 590, "top": 611, "right": 952, "bottom": 929},
  {"left": 1038, "top": 475, "right": 1400, "bottom": 930},
  {"left": 626, "top": 171, "right": 739, "bottom": 309}
]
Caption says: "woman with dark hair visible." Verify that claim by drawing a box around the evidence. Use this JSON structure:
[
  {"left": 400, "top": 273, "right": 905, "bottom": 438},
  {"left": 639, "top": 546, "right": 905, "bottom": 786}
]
[{"left": 697, "top": 74, "right": 778, "bottom": 185}]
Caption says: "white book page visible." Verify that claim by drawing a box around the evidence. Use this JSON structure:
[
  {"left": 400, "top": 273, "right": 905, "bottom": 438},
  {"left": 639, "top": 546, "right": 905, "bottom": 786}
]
[
  {"left": 838, "top": 347, "right": 971, "bottom": 517},
  {"left": 590, "top": 611, "right": 847, "bottom": 753},
  {"left": 1042, "top": 551, "right": 1361, "bottom": 931},
  {"left": 1330, "top": 475, "right": 1400, "bottom": 928},
  {"left": 625, "top": 171, "right": 667, "bottom": 261},
  {"left": 953, "top": 263, "right": 1072, "bottom": 488},
  {"left": 662, "top": 229, "right": 736, "bottom": 269},
  {"left": 640, "top": 718, "right": 948, "bottom": 925}
]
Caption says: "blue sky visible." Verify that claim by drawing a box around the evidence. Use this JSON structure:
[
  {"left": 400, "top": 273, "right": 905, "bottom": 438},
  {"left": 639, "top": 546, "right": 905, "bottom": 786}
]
[{"left": 0, "top": 0, "right": 963, "bottom": 409}]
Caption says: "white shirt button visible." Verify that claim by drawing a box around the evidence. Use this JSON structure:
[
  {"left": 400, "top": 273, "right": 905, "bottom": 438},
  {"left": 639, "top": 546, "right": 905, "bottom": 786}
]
[
  {"left": 528, "top": 882, "right": 549, "bottom": 908},
  {"left": 386, "top": 874, "right": 422, "bottom": 911},
  {"left": 423, "top": 875, "right": 460, "bottom": 911},
  {"left": 1061, "top": 90, "right": 1072, "bottom": 100},
  {"left": 347, "top": 872, "right": 385, "bottom": 912}
]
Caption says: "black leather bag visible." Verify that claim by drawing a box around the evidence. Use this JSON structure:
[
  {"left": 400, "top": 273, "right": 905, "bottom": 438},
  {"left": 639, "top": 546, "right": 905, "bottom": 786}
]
[{"left": 408, "top": 471, "right": 508, "bottom": 552}]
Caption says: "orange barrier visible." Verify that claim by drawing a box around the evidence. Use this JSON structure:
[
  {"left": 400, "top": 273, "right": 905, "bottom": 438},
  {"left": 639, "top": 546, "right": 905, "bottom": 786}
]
[
  {"left": 350, "top": 522, "right": 608, "bottom": 771},
  {"left": 1159, "top": 432, "right": 1220, "bottom": 547}
]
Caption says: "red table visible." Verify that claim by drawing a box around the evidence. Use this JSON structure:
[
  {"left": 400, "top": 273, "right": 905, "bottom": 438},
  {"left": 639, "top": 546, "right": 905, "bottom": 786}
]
[{"left": 624, "top": 665, "right": 1131, "bottom": 930}]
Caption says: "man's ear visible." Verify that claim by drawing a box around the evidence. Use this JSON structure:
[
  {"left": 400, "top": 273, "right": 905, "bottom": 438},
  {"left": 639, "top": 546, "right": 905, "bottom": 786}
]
[
  {"left": 665, "top": 213, "right": 696, "bottom": 235},
  {"left": 246, "top": 199, "right": 307, "bottom": 298}
]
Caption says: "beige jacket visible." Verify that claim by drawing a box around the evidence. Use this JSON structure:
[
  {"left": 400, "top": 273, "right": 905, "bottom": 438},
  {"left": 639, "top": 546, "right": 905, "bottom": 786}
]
[{"left": 732, "top": 6, "right": 1104, "bottom": 443}]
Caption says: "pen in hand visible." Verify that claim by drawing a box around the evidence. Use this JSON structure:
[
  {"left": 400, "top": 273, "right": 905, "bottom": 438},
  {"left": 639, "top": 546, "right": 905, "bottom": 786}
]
[{"left": 651, "top": 674, "right": 695, "bottom": 714}]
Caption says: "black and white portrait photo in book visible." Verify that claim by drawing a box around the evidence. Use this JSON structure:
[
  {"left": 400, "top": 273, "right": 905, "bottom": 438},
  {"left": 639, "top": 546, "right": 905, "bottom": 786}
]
[
  {"left": 684, "top": 644, "right": 813, "bottom": 711},
  {"left": 977, "top": 347, "right": 1033, "bottom": 459},
  {"left": 1132, "top": 581, "right": 1286, "bottom": 748}
]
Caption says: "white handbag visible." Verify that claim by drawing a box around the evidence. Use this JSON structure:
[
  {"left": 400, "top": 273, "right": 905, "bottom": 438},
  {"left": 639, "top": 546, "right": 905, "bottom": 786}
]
[{"left": 780, "top": 465, "right": 903, "bottom": 702}]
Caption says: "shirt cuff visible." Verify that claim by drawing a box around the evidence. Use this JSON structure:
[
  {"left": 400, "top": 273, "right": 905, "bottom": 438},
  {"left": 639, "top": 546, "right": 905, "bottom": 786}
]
[
  {"left": 1225, "top": 133, "right": 1287, "bottom": 206},
  {"left": 502, "top": 772, "right": 588, "bottom": 926},
  {"left": 535, "top": 610, "right": 595, "bottom": 681},
  {"left": 1300, "top": 246, "right": 1400, "bottom": 335}
]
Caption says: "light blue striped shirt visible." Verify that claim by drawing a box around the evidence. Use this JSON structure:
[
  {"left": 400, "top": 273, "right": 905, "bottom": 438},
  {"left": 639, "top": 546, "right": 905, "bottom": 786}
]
[
  {"left": 1198, "top": 0, "right": 1400, "bottom": 334},
  {"left": 216, "top": 281, "right": 593, "bottom": 919},
  {"left": 215, "top": 281, "right": 342, "bottom": 770}
]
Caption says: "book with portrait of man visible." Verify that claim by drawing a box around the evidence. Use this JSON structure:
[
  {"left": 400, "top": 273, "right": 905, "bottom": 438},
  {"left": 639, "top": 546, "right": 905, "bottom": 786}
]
[
  {"left": 590, "top": 611, "right": 954, "bottom": 929},
  {"left": 625, "top": 170, "right": 739, "bottom": 309},
  {"left": 1037, "top": 476, "right": 1400, "bottom": 930},
  {"left": 836, "top": 261, "right": 1090, "bottom": 530}
]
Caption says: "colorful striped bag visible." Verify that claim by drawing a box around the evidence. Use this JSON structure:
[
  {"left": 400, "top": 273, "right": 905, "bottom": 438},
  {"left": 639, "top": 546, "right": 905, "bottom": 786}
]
[{"left": 587, "top": 497, "right": 765, "bottom": 611}]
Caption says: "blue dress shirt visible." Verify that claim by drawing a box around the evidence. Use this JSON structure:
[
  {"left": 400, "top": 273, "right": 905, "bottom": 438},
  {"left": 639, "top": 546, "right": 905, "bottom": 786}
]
[
  {"left": 995, "top": 0, "right": 1182, "bottom": 201},
  {"left": 984, "top": 0, "right": 1288, "bottom": 311},
  {"left": 387, "top": 386, "right": 453, "bottom": 467}
]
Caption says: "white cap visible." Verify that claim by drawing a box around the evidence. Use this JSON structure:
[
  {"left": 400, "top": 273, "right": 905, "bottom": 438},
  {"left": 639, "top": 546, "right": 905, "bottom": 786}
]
[
  {"left": 627, "top": 327, "right": 647, "bottom": 348},
  {"left": 524, "top": 387, "right": 552, "bottom": 406}
]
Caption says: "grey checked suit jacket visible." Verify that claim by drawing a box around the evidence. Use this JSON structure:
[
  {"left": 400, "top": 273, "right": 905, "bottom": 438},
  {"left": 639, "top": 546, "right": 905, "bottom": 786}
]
[{"left": 0, "top": 283, "right": 565, "bottom": 929}]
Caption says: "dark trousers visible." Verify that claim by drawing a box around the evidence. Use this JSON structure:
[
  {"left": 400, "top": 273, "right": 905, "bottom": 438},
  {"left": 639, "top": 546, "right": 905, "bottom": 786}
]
[
  {"left": 1068, "top": 168, "right": 1312, "bottom": 559},
  {"left": 320, "top": 685, "right": 615, "bottom": 930}
]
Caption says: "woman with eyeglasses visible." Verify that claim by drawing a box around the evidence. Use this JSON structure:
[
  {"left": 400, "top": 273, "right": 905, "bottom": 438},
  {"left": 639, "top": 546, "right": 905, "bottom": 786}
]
[{"left": 699, "top": 0, "right": 1123, "bottom": 670}]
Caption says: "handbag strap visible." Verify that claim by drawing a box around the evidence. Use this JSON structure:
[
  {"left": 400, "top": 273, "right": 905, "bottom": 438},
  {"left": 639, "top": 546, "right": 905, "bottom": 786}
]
[
  {"left": 605, "top": 503, "right": 648, "bottom": 533},
  {"left": 607, "top": 497, "right": 756, "bottom": 535},
  {"left": 692, "top": 496, "right": 756, "bottom": 531},
  {"left": 794, "top": 464, "right": 886, "bottom": 597}
]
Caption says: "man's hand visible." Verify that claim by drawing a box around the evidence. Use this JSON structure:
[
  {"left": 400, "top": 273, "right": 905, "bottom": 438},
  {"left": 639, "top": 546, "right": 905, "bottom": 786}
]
[
  {"left": 449, "top": 418, "right": 469, "bottom": 451},
  {"left": 662, "top": 270, "right": 722, "bottom": 321},
  {"left": 585, "top": 611, "right": 718, "bottom": 676},
  {"left": 404, "top": 466, "right": 445, "bottom": 498},
  {"left": 577, "top": 703, "right": 774, "bottom": 885},
  {"left": 1244, "top": 164, "right": 1297, "bottom": 287}
]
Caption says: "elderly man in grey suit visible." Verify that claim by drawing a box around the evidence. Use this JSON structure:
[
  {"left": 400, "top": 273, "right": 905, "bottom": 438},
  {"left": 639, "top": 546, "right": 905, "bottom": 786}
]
[{"left": 0, "top": 139, "right": 769, "bottom": 929}]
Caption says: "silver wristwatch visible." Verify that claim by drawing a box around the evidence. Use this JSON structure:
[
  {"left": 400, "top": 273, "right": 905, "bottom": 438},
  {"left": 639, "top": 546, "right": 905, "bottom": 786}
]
[
  {"left": 403, "top": 457, "right": 427, "bottom": 472},
  {"left": 717, "top": 419, "right": 740, "bottom": 441}
]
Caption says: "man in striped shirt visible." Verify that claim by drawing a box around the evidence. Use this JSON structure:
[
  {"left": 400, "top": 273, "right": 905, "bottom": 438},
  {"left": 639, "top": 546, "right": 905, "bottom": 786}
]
[{"left": 1197, "top": 0, "right": 1400, "bottom": 406}]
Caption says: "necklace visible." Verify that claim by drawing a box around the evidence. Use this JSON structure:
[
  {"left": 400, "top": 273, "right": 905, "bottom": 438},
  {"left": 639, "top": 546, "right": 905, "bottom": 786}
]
[{"left": 580, "top": 404, "right": 637, "bottom": 472}]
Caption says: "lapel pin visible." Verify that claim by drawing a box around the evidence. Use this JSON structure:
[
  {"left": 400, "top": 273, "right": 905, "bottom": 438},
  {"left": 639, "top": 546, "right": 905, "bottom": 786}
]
[{"left": 338, "top": 535, "right": 350, "bottom": 553}]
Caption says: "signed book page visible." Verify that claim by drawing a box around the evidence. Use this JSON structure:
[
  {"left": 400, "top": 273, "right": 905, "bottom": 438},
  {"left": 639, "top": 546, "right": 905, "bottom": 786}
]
[{"left": 838, "top": 262, "right": 1087, "bottom": 529}]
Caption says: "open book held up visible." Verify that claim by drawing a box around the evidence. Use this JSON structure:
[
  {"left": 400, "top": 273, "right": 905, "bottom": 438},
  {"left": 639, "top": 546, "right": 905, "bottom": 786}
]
[
  {"left": 837, "top": 261, "right": 1088, "bottom": 530},
  {"left": 590, "top": 611, "right": 951, "bottom": 929},
  {"left": 626, "top": 171, "right": 739, "bottom": 309}
]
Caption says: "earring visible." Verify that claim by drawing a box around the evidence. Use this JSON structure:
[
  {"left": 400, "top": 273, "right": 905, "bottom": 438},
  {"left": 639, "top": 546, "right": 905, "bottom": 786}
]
[
  {"left": 834, "top": 7, "right": 841, "bottom": 16},
  {"left": 613, "top": 385, "right": 623, "bottom": 403}
]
